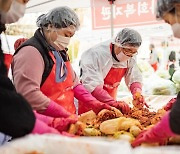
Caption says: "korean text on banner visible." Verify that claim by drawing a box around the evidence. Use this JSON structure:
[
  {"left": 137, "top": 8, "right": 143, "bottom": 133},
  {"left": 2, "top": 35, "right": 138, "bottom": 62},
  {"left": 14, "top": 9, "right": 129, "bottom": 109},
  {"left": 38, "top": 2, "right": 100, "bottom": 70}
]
[{"left": 91, "top": 0, "right": 162, "bottom": 30}]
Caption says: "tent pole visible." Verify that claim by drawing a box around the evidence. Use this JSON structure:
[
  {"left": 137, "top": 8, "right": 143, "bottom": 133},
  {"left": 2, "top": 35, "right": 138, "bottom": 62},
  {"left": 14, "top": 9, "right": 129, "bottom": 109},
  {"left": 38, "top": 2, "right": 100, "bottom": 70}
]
[
  {"left": 108, "top": 0, "right": 115, "bottom": 38},
  {"left": 110, "top": 3, "right": 114, "bottom": 38}
]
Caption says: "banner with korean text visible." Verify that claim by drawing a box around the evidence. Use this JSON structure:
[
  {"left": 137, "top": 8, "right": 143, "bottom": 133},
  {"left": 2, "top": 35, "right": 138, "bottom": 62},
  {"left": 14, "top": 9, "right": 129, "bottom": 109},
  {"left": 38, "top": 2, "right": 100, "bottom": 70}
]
[{"left": 91, "top": 0, "right": 162, "bottom": 30}]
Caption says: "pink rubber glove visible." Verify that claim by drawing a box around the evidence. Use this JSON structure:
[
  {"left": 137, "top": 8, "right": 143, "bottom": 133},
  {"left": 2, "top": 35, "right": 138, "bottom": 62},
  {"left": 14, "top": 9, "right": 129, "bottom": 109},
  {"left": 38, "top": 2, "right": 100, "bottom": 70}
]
[
  {"left": 34, "top": 111, "right": 77, "bottom": 133},
  {"left": 130, "top": 82, "right": 149, "bottom": 108},
  {"left": 92, "top": 85, "right": 130, "bottom": 114},
  {"left": 34, "top": 111, "right": 78, "bottom": 132},
  {"left": 164, "top": 98, "right": 177, "bottom": 111},
  {"left": 52, "top": 115, "right": 78, "bottom": 132},
  {"left": 74, "top": 84, "right": 111, "bottom": 114},
  {"left": 130, "top": 82, "right": 142, "bottom": 95},
  {"left": 31, "top": 118, "right": 60, "bottom": 134},
  {"left": 131, "top": 111, "right": 176, "bottom": 147},
  {"left": 34, "top": 111, "right": 53, "bottom": 126},
  {"left": 110, "top": 101, "right": 130, "bottom": 114},
  {"left": 92, "top": 85, "right": 116, "bottom": 104},
  {"left": 40, "top": 100, "right": 71, "bottom": 118}
]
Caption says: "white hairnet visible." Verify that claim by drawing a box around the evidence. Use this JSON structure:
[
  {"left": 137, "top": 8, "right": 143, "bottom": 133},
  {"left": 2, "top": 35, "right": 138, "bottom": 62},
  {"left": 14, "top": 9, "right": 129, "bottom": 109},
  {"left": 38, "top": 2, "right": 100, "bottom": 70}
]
[
  {"left": 156, "top": 0, "right": 180, "bottom": 19},
  {"left": 114, "top": 28, "right": 142, "bottom": 48},
  {"left": 36, "top": 6, "right": 80, "bottom": 30}
]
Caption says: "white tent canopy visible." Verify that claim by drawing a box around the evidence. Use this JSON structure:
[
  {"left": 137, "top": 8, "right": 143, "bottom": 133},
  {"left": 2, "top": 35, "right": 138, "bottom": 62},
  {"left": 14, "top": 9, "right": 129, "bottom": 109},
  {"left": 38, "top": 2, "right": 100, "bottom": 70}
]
[
  {"left": 23, "top": 0, "right": 174, "bottom": 41},
  {"left": 26, "top": 0, "right": 91, "bottom": 13}
]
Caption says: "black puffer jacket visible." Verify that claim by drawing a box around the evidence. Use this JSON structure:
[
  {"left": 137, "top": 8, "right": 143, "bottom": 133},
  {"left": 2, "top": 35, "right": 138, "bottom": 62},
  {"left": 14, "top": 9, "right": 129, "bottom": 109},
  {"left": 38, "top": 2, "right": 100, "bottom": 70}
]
[
  {"left": 0, "top": 74, "right": 35, "bottom": 138},
  {"left": 0, "top": 26, "right": 35, "bottom": 138},
  {"left": 170, "top": 92, "right": 180, "bottom": 134}
]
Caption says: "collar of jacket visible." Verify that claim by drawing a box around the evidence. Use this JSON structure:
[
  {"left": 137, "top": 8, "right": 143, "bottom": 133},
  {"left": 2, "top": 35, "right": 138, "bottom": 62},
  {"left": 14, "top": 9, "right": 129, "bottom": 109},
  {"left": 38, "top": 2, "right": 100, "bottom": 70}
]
[
  {"left": 34, "top": 28, "right": 52, "bottom": 53},
  {"left": 110, "top": 43, "right": 119, "bottom": 62}
]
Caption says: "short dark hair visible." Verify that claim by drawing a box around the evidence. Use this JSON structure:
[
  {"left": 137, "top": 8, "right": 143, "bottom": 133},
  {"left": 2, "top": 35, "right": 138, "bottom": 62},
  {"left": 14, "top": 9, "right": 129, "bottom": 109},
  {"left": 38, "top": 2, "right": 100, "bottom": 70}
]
[
  {"left": 169, "top": 51, "right": 176, "bottom": 61},
  {"left": 149, "top": 44, "right": 155, "bottom": 48},
  {"left": 169, "top": 7, "right": 176, "bottom": 15}
]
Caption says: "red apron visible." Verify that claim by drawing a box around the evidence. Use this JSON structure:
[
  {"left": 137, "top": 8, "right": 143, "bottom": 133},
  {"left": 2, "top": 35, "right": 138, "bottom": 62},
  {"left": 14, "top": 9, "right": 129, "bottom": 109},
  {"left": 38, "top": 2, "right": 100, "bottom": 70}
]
[
  {"left": 103, "top": 43, "right": 127, "bottom": 99},
  {"left": 103, "top": 67, "right": 127, "bottom": 99},
  {"left": 78, "top": 67, "right": 127, "bottom": 114},
  {"left": 40, "top": 52, "right": 75, "bottom": 114},
  {"left": 151, "top": 62, "right": 158, "bottom": 71},
  {"left": 4, "top": 53, "right": 13, "bottom": 71}
]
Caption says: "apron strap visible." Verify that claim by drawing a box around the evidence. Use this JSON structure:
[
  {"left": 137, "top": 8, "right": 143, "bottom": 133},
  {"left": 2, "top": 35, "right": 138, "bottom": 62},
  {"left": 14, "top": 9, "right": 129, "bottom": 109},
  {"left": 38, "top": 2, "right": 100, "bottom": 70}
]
[{"left": 52, "top": 50, "right": 67, "bottom": 82}]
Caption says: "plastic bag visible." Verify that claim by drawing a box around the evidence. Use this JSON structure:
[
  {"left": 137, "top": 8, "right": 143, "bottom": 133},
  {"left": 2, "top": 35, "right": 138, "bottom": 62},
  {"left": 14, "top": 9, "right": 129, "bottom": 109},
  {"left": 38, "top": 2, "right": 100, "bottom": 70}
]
[
  {"left": 172, "top": 69, "right": 180, "bottom": 84},
  {"left": 137, "top": 59, "right": 154, "bottom": 78},
  {"left": 172, "top": 69, "right": 180, "bottom": 93},
  {"left": 144, "top": 74, "right": 176, "bottom": 95},
  {"left": 156, "top": 69, "right": 170, "bottom": 80}
]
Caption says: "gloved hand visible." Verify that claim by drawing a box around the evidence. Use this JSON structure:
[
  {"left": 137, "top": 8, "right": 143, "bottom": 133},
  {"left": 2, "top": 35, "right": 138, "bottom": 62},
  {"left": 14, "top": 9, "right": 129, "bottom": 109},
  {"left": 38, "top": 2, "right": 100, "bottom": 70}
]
[
  {"left": 31, "top": 118, "right": 60, "bottom": 135},
  {"left": 74, "top": 84, "right": 111, "bottom": 114},
  {"left": 131, "top": 111, "right": 176, "bottom": 147},
  {"left": 130, "top": 82, "right": 148, "bottom": 108},
  {"left": 92, "top": 85, "right": 130, "bottom": 114},
  {"left": 40, "top": 100, "right": 72, "bottom": 118},
  {"left": 34, "top": 111, "right": 53, "bottom": 126},
  {"left": 52, "top": 115, "right": 78, "bottom": 132},
  {"left": 132, "top": 92, "right": 149, "bottom": 108},
  {"left": 34, "top": 111, "right": 77, "bottom": 132},
  {"left": 108, "top": 101, "right": 130, "bottom": 114},
  {"left": 164, "top": 98, "right": 177, "bottom": 111},
  {"left": 85, "top": 100, "right": 112, "bottom": 114},
  {"left": 130, "top": 82, "right": 142, "bottom": 95}
]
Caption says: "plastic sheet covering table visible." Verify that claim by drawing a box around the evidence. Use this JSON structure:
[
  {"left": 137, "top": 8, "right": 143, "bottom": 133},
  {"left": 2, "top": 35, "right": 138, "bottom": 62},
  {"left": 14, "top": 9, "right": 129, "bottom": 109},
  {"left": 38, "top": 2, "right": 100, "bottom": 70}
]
[
  {"left": 1, "top": 134, "right": 180, "bottom": 154},
  {"left": 133, "top": 145, "right": 180, "bottom": 154},
  {"left": 0, "top": 134, "right": 132, "bottom": 154}
]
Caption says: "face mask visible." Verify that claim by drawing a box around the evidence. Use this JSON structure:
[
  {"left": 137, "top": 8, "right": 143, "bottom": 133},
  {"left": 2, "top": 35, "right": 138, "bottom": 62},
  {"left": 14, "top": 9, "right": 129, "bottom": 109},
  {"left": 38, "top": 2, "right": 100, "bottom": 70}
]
[
  {"left": 171, "top": 14, "right": 180, "bottom": 38},
  {"left": 116, "top": 51, "right": 130, "bottom": 62},
  {"left": 1, "top": 0, "right": 26, "bottom": 24},
  {"left": 54, "top": 34, "right": 71, "bottom": 50}
]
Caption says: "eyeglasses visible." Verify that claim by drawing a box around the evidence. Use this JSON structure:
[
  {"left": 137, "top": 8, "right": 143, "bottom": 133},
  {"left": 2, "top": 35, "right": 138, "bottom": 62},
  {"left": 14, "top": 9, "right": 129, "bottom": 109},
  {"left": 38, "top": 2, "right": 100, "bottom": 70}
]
[
  {"left": 121, "top": 47, "right": 138, "bottom": 57},
  {"left": 114, "top": 43, "right": 138, "bottom": 57}
]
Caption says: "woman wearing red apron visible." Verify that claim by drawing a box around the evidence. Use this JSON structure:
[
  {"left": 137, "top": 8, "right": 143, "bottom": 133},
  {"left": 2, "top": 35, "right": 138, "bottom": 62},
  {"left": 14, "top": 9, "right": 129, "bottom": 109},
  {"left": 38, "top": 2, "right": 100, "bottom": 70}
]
[{"left": 12, "top": 7, "right": 113, "bottom": 134}]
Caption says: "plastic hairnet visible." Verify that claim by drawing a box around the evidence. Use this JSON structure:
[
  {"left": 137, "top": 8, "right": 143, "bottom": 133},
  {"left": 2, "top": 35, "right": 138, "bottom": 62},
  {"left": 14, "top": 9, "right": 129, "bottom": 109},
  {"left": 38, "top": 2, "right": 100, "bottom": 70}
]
[
  {"left": 156, "top": 0, "right": 180, "bottom": 19},
  {"left": 36, "top": 6, "right": 80, "bottom": 30},
  {"left": 114, "top": 28, "right": 142, "bottom": 47}
]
